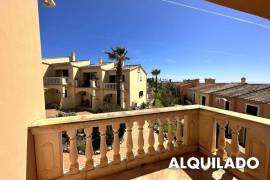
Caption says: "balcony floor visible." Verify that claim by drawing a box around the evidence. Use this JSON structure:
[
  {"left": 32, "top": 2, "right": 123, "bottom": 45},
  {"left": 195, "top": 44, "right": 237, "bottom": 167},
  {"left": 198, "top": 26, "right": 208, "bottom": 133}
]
[{"left": 96, "top": 152, "right": 238, "bottom": 180}]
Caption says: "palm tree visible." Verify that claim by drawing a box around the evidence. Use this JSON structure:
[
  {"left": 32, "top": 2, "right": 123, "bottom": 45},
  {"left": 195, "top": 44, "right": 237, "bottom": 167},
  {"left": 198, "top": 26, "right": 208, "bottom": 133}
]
[
  {"left": 151, "top": 69, "right": 161, "bottom": 93},
  {"left": 105, "top": 47, "right": 130, "bottom": 107}
]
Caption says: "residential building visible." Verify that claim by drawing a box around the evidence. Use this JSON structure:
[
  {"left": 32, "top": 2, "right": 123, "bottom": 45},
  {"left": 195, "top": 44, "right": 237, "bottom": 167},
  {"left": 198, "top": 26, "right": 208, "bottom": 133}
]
[{"left": 43, "top": 53, "right": 147, "bottom": 111}]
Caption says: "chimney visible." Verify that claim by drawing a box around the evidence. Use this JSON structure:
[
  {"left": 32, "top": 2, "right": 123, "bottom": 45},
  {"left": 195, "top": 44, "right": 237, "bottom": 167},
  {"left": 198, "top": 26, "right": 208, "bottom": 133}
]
[
  {"left": 98, "top": 58, "right": 103, "bottom": 65},
  {"left": 205, "top": 78, "right": 215, "bottom": 85},
  {"left": 69, "top": 51, "right": 76, "bottom": 62},
  {"left": 241, "top": 77, "right": 246, "bottom": 84},
  {"left": 192, "top": 79, "right": 200, "bottom": 87}
]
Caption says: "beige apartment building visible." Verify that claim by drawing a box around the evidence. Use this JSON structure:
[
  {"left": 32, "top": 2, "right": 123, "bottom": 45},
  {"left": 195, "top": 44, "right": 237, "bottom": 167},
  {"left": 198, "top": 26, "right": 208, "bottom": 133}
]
[{"left": 43, "top": 53, "right": 147, "bottom": 111}]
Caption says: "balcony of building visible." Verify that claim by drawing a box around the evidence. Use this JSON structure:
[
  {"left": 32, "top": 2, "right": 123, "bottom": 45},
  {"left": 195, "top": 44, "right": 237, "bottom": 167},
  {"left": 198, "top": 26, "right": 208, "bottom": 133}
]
[
  {"left": 29, "top": 105, "right": 270, "bottom": 180},
  {"left": 44, "top": 77, "right": 71, "bottom": 86},
  {"left": 103, "top": 83, "right": 125, "bottom": 91}
]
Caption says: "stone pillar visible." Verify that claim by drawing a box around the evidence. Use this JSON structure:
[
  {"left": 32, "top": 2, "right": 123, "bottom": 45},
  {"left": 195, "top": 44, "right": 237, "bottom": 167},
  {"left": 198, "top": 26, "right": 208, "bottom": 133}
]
[
  {"left": 126, "top": 121, "right": 134, "bottom": 161},
  {"left": 217, "top": 120, "right": 228, "bottom": 160},
  {"left": 147, "top": 119, "right": 156, "bottom": 155},
  {"left": 112, "top": 123, "right": 121, "bottom": 164},
  {"left": 99, "top": 125, "right": 108, "bottom": 167},
  {"left": 137, "top": 120, "right": 145, "bottom": 158},
  {"left": 67, "top": 129, "right": 79, "bottom": 174},
  {"left": 85, "top": 127, "right": 94, "bottom": 170}
]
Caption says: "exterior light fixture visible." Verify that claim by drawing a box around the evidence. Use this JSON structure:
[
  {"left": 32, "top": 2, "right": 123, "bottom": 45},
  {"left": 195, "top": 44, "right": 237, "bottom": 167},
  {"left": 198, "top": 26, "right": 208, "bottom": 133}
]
[{"left": 43, "top": 0, "right": 56, "bottom": 8}]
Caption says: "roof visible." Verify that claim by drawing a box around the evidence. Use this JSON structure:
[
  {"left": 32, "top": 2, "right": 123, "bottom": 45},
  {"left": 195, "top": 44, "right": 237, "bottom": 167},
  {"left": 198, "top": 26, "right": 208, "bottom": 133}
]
[
  {"left": 108, "top": 64, "right": 147, "bottom": 74},
  {"left": 200, "top": 83, "right": 242, "bottom": 94},
  {"left": 214, "top": 84, "right": 270, "bottom": 97},
  {"left": 208, "top": 0, "right": 270, "bottom": 20},
  {"left": 238, "top": 88, "right": 270, "bottom": 104}
]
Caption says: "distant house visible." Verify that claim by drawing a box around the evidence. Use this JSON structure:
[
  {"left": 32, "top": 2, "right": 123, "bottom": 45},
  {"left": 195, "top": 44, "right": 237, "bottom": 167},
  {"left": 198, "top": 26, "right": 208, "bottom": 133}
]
[{"left": 43, "top": 52, "right": 147, "bottom": 110}]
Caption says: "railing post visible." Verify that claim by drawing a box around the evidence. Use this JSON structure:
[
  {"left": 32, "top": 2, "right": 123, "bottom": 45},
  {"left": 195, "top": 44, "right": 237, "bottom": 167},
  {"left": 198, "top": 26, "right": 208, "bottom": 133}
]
[
  {"left": 33, "top": 131, "right": 63, "bottom": 179},
  {"left": 147, "top": 119, "right": 156, "bottom": 155},
  {"left": 158, "top": 119, "right": 165, "bottom": 153},
  {"left": 167, "top": 118, "right": 174, "bottom": 151},
  {"left": 137, "top": 120, "right": 145, "bottom": 158},
  {"left": 126, "top": 121, "right": 134, "bottom": 161},
  {"left": 176, "top": 116, "right": 183, "bottom": 148},
  {"left": 99, "top": 125, "right": 108, "bottom": 167},
  {"left": 216, "top": 120, "right": 228, "bottom": 160},
  {"left": 230, "top": 123, "right": 241, "bottom": 157},
  {"left": 67, "top": 129, "right": 79, "bottom": 174},
  {"left": 112, "top": 123, "right": 121, "bottom": 164},
  {"left": 85, "top": 127, "right": 94, "bottom": 171}
]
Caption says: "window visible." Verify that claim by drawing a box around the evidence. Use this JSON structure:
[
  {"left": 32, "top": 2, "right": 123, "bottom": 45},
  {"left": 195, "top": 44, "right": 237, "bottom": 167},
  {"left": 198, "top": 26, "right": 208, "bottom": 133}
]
[
  {"left": 201, "top": 96, "right": 206, "bottom": 106},
  {"left": 139, "top": 91, "right": 143, "bottom": 98},
  {"left": 64, "top": 89, "right": 68, "bottom": 98},
  {"left": 63, "top": 70, "right": 69, "bottom": 77},
  {"left": 246, "top": 104, "right": 259, "bottom": 116}
]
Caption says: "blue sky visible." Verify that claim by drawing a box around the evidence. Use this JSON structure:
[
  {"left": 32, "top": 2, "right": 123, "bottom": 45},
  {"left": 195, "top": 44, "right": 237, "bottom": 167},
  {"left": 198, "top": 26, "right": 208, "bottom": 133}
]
[{"left": 38, "top": 0, "right": 270, "bottom": 83}]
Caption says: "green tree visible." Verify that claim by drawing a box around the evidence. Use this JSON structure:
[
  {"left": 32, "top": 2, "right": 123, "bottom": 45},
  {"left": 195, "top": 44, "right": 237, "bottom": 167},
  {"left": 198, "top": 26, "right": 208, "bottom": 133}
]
[
  {"left": 105, "top": 47, "right": 130, "bottom": 107},
  {"left": 151, "top": 69, "right": 161, "bottom": 94}
]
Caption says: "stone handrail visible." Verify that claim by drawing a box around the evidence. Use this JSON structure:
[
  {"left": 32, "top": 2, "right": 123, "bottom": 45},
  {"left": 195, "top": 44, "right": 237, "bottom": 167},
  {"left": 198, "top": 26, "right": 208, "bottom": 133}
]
[
  {"left": 30, "top": 105, "right": 270, "bottom": 180},
  {"left": 103, "top": 83, "right": 124, "bottom": 90},
  {"left": 44, "top": 77, "right": 70, "bottom": 85}
]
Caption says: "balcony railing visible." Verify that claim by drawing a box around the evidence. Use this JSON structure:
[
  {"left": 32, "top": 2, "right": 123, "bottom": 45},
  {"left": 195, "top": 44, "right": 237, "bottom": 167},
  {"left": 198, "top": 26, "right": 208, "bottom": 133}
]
[
  {"left": 44, "top": 77, "right": 70, "bottom": 85},
  {"left": 104, "top": 83, "right": 124, "bottom": 90},
  {"left": 29, "top": 105, "right": 270, "bottom": 180}
]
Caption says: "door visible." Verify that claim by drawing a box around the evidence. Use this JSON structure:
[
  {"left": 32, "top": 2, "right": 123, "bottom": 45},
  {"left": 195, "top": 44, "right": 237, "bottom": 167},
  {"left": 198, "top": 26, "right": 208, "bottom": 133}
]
[
  {"left": 224, "top": 101, "right": 230, "bottom": 110},
  {"left": 201, "top": 96, "right": 206, "bottom": 106}
]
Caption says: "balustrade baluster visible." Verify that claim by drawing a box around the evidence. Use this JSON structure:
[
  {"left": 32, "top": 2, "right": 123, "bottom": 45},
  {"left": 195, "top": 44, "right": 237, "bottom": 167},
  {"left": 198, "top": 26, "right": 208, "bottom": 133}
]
[
  {"left": 67, "top": 129, "right": 79, "bottom": 174},
  {"left": 112, "top": 123, "right": 121, "bottom": 164},
  {"left": 158, "top": 119, "right": 165, "bottom": 153},
  {"left": 99, "top": 125, "right": 108, "bottom": 167},
  {"left": 230, "top": 123, "right": 241, "bottom": 157},
  {"left": 126, "top": 121, "right": 134, "bottom": 161},
  {"left": 167, "top": 118, "right": 174, "bottom": 151},
  {"left": 217, "top": 120, "right": 228, "bottom": 160},
  {"left": 176, "top": 116, "right": 183, "bottom": 148},
  {"left": 147, "top": 119, "right": 155, "bottom": 155},
  {"left": 137, "top": 120, "right": 145, "bottom": 158},
  {"left": 85, "top": 127, "right": 94, "bottom": 170}
]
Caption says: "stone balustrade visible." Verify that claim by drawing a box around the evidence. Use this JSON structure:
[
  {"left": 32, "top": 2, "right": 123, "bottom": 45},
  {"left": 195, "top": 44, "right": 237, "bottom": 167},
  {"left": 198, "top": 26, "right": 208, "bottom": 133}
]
[
  {"left": 44, "top": 77, "right": 70, "bottom": 85},
  {"left": 29, "top": 105, "right": 270, "bottom": 180}
]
